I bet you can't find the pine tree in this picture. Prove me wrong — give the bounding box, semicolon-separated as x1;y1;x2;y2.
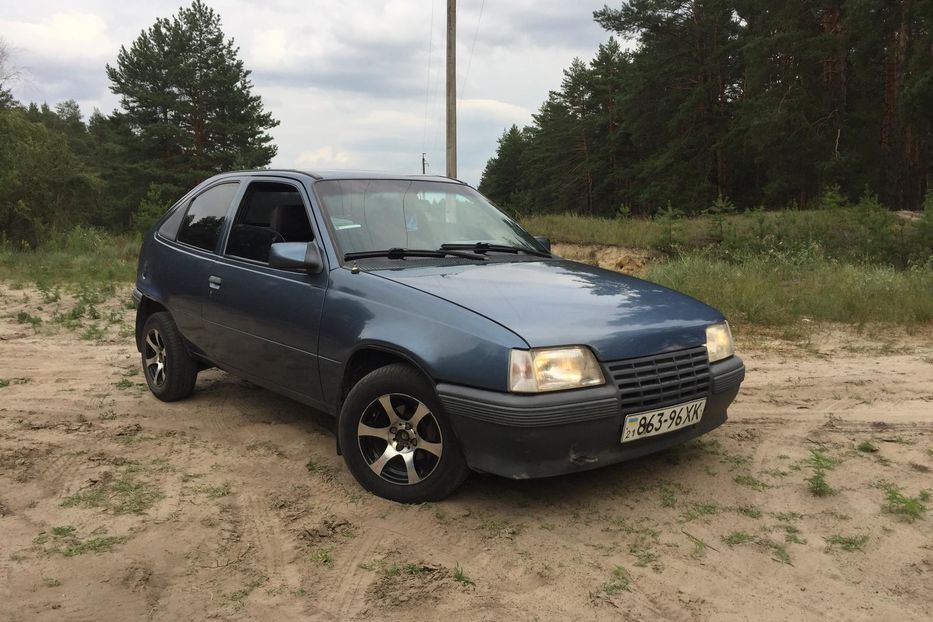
106;1;279;190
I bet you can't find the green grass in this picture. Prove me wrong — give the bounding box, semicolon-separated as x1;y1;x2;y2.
825;534;869;552
61;470;162;514
0;226;139;283
722;531;753;546
645;252;933;325
453;563;475;587
193;482;233;498
807;470;834;497
733;504;763;519
312;548;333;566
62;535;128;557
734;474;769;491
523;206;931;267
856;441;879;453
15;310;42;331
601;565;631;595
880;483;929;522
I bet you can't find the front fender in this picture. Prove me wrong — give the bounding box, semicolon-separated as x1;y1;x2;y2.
318;269;527;404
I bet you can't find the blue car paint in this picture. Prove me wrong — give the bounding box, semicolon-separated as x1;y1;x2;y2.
364;260;723;362
135;170;744;479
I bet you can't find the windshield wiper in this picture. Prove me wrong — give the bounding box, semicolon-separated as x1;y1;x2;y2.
439;242;552;258
344;247;486;261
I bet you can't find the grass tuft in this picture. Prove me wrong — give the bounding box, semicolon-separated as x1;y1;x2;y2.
722;531;753;546
879;483;929;522
825;534;869;552
453;563;475;587
602;565;630;595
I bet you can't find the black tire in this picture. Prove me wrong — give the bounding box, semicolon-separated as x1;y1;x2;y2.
338;363;469;503
140;312;198;402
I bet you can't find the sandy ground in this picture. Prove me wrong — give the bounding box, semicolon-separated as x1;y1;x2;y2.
0;282;931;621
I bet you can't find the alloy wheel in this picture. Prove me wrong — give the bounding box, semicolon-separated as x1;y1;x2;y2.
144;328;167;387
357;393;444;485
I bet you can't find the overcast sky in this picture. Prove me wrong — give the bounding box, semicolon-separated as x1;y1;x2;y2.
2;1;612;186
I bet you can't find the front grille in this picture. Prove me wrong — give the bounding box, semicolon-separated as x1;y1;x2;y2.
606;346;711;413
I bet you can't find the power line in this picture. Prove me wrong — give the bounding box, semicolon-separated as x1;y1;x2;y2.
459;0;486;104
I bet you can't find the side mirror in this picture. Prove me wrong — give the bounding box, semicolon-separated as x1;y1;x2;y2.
268;242;324;274
534;236;551;252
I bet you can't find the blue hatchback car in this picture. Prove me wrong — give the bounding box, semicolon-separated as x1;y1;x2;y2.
134;170;745;502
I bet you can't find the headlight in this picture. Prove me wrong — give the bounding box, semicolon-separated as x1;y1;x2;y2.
509;346;605;393
706;321;734;363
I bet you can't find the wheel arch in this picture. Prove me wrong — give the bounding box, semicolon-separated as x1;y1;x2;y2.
339;344;435;409
135;296;168;352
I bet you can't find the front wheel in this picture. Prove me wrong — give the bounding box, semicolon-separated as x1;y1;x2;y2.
337;364;469;503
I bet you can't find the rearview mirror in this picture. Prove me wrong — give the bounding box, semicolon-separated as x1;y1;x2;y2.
268;242;324;274
534;236;551;252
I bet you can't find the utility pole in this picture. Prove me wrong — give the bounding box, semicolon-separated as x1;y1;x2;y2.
446;0;457;178
422;153;427;174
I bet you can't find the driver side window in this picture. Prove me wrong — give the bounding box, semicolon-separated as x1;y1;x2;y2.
225;182;314;264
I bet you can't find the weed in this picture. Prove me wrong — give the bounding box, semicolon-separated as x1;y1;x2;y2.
312;548;333;566
879;483;929;522
783;526;806;545
659;484;677;507
61;470;162;514
602;566;631;595
0;379;8;389
807;470;834;497
51;526;75;538
722;531;753;546
453;563;475;587
773;511;803;522
222;574;268;610
734;474;769;491
759;539;792;565
80;324;105;341
825;534;869;552
41;577;61;588
62;535;128;557
193;482;233;498
114;378;133;390
733;504;763;519
856;441;878;453
681;502;719;522
305;458;335;480
15;310;42;331
806;450;837;497
807;450;838;470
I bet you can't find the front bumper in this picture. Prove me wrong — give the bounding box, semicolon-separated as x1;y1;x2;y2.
438;355;744;479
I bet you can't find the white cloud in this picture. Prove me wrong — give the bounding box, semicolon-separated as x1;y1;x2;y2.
295;146;355;169
0;12;114;63
4;0;610;186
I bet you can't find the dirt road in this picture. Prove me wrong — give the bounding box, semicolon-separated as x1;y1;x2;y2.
1;283;931;621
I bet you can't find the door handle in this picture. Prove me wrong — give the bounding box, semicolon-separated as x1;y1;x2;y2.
208;275;222;290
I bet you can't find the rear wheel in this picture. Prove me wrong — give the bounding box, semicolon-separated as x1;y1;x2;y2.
338;364;469;502
141;312;198;402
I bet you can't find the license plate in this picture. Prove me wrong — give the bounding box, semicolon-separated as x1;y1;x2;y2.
621;398;707;444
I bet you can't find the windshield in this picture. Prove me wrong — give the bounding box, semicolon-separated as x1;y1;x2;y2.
313;179;544;258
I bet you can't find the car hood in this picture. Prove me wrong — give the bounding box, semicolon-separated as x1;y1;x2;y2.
370;259;724;361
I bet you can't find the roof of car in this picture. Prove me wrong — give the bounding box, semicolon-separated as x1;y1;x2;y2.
218;169;466;184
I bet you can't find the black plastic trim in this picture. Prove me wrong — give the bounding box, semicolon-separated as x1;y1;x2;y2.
437;383;619;427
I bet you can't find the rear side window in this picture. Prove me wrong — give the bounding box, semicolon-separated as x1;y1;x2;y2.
176;183;240;252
